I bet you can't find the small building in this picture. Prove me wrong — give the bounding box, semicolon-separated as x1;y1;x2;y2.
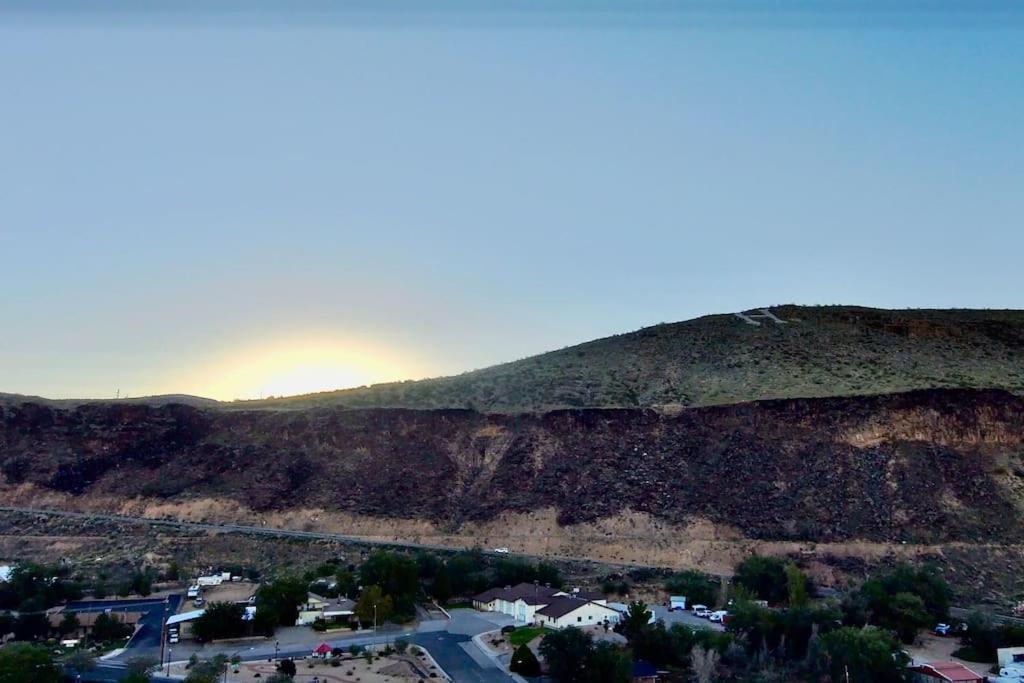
669;596;687;611
165;608;206;640
909;661;985;683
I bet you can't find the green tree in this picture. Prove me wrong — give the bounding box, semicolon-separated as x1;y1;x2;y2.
538;627;593;683
13;613;50;641
887;591;931;644
358;552;420;618
620;600;653;640
786;563;810;607
536;561;563;589
509;644;541;676
354;585;393;627
664;570;717;607
734;556;789;603
816;626;908;683
432;563;453;604
0;643;60;683
125;655;159;675
92;612;133;642
122;673;152;683
190;602;246;642
57;611;81;636
587;642;631;683
256;576;309;631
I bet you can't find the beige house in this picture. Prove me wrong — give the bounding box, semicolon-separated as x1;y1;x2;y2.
295;593;355;626
473;583;618;628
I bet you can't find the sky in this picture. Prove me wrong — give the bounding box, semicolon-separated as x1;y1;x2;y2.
1;2;1022;401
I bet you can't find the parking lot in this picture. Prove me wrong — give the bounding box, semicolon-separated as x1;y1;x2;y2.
651;605;726;632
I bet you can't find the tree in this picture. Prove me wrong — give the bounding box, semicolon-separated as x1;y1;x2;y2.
536;561;564;589
122;673;152;683
355;585;393;627
620;600;653;640
13;613;50;641
691;644;721;683
165;561;181;581
277;659;297;677
816;626;908;683
734;556;789;604
92;613;132;642
510;644;541;676
586;642;631;683
538;627;594;683
888;592;931;644
58;611;80;636
358;551;420;617
431;563;453;604
664;570;717;607
394;638;409;654
190;602;246;642
0;643;60;683
256;576;309;631
786;563;809;607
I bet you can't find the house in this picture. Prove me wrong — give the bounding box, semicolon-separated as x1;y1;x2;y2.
472;583;614;627
909;661;985;683
533;595;622;629
48;609;143;639
295;592;356;626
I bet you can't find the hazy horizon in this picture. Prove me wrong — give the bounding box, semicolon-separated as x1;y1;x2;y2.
3;3;1022;400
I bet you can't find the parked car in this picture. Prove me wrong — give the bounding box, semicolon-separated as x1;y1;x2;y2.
709;610;729;623
493;547;510;554
501;625;517;634
934;623;951;636
693;606;712;618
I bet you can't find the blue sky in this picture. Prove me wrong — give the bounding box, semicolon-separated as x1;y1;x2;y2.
2;4;1022;399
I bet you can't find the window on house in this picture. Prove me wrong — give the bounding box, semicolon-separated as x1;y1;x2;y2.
577;616;581;622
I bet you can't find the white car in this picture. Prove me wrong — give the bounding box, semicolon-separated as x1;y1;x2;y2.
493;547;510;554
709;610;728;623
692;605;711;618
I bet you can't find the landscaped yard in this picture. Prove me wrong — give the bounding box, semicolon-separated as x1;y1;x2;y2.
508;627;550;647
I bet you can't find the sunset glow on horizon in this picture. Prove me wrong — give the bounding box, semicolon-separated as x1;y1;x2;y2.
185;337;428;401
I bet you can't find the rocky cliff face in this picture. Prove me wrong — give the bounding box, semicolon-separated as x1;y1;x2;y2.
1;389;1022;544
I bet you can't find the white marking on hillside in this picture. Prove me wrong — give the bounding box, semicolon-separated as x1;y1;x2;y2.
733;309;788;326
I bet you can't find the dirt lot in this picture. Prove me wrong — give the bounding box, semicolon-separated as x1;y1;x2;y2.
905;632;991;673
198;582;259;605
168;654;439;683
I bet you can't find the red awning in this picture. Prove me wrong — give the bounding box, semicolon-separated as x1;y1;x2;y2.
313;643;332;655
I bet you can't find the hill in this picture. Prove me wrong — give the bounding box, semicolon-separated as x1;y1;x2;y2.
229;305;1024;412
2;389;1022;545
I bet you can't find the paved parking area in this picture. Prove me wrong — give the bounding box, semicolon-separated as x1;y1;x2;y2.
652;605;725;632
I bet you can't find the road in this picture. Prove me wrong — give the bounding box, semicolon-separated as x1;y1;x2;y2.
0;505;648;570
81;605;516;682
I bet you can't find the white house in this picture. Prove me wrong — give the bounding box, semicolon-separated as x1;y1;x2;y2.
473;583;616;629
534;596;622;629
295;593;355;626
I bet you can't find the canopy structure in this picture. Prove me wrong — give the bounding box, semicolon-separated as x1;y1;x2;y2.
313;642;332;655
